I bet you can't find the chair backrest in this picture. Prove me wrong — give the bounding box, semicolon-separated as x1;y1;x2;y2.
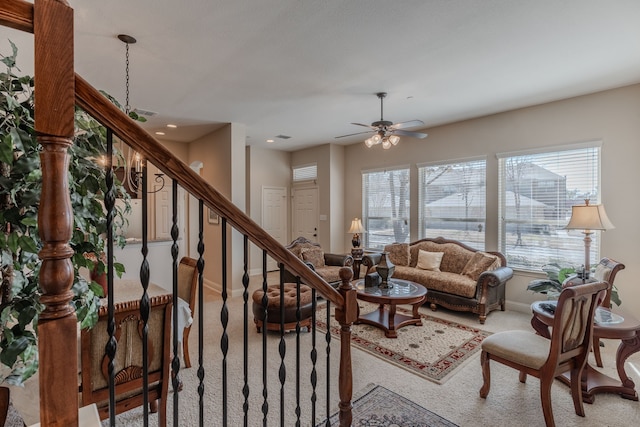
592;257;625;308
548;281;608;368
178;257;198;315
80;294;173;419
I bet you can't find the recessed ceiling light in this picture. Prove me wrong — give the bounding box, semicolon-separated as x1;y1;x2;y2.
267;139;274;143
155;131;165;135
166;124;177;128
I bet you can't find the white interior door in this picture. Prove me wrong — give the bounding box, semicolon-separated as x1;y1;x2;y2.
262;186;287;271
292;187;318;242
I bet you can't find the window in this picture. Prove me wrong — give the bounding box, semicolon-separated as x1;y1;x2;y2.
498;143;601;270
418;158;486;250
292;163;317;182
362;167;410;250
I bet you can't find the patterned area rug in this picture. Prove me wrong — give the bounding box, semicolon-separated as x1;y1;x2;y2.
318;383;458;427
316;301;490;384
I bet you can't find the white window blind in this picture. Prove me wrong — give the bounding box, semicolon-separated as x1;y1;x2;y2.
292;164;317;182
418;158;486;250
498;144;601;270
362;167;410;250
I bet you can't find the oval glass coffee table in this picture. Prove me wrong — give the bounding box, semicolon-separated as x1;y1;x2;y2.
354;279;427;338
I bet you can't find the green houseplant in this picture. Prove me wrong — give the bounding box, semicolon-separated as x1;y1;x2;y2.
527;262;622;306
0;41;131;384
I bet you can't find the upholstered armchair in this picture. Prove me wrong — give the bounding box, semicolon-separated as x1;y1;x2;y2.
80;294;173;425
282;236;353;287
480;281;608;427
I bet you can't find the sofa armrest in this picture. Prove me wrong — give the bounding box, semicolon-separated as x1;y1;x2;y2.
362;253;382;268
324;253;353;267
283;261;316;283
478;266;514;287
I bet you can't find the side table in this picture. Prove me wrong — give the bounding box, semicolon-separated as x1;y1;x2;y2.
531;301;640;403
352;257;363;279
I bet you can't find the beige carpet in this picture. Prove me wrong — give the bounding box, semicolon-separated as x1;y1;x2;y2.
316;301;490;384
10;283;640;426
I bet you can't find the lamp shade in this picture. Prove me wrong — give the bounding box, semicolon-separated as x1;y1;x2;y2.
348;218;366;234
565;201;615;231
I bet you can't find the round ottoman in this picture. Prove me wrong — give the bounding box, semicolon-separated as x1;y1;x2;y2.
252;283;313;333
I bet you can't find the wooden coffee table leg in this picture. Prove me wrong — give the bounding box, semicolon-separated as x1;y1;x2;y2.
388;304;397;335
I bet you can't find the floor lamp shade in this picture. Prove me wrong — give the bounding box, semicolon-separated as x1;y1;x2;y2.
565;200;615;275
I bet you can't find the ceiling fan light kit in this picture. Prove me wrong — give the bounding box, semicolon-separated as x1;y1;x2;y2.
336;92;428;149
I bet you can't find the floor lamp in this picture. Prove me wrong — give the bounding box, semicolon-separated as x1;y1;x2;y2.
565;199;615;278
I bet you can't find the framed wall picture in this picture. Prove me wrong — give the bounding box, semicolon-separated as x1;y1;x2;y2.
208;208;219;225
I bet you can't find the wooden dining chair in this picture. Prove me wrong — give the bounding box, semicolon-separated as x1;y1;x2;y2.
178;256;198;368
80;294;173;426
479;281;608;427
591;257;625;367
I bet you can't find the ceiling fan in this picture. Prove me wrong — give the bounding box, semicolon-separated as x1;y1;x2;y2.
335;92;428;149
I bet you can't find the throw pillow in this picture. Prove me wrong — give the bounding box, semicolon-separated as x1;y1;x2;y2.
461;251;498;281
416;250;444;271
593;262;612;282
383;243;410;266
301;247;325;268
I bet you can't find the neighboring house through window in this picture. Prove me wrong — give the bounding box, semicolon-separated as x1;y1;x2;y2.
498;142;602;270
362;166;410;250
418;157;487;250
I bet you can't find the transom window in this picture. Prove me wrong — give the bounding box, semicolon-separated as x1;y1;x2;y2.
498;143;602;270
418;158;486;250
362;167;410;250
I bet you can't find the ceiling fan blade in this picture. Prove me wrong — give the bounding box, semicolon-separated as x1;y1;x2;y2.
393;129;428;139
390;119;425;130
351;122;376;129
334;130;375;139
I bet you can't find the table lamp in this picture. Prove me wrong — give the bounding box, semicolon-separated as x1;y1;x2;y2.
348;218;366;258
565;199;614;278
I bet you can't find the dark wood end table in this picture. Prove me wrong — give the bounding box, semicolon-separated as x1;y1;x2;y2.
531;300;640;403
354;279;427;338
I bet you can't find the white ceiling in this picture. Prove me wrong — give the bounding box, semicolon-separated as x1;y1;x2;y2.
3;1;640;150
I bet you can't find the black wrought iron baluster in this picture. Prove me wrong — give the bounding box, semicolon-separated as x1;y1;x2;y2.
221;217;229;426
261;250;269;427
325;301;331;427
295;279;301;427
310;288;318;425
104;129;117;427
278;269;286;426
197;200;205;427
170;179;180;426
242;236;250;426
139;159;151;427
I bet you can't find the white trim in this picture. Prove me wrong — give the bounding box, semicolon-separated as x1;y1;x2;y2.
416;155;486;169
361;164;411;174
496;139;602;159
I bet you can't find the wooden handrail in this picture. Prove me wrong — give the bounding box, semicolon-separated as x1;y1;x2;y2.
74;75;344;308
0;0;33;33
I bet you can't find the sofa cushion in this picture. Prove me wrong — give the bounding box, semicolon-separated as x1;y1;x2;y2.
302;247;325;268
392;266;477;298
409;241;474;273
384;243;410;266
416;250;444;271
461;251;499;281
313;266;342;284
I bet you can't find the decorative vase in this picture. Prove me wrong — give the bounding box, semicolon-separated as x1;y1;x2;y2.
376;252;395;289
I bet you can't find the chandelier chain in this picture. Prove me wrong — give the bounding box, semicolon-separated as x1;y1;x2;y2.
125;42;130;114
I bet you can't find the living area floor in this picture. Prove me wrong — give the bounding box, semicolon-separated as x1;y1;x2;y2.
9;275;640;426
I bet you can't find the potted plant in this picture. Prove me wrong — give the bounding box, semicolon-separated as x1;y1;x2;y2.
0;40;131;384
527;262;622;306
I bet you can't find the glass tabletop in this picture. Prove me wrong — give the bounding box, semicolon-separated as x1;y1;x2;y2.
532;300;624;325
355;279;425;298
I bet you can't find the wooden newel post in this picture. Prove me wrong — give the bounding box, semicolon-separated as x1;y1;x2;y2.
34;0;77;425
335;267;357;427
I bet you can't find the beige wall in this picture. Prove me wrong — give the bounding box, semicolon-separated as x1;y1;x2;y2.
344;84;640;315
246;146;291;274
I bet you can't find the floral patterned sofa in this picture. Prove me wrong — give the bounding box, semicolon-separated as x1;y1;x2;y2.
362;237;513;323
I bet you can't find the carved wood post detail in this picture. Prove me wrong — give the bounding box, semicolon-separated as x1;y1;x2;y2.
335;267;356;427
34;0;77;425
